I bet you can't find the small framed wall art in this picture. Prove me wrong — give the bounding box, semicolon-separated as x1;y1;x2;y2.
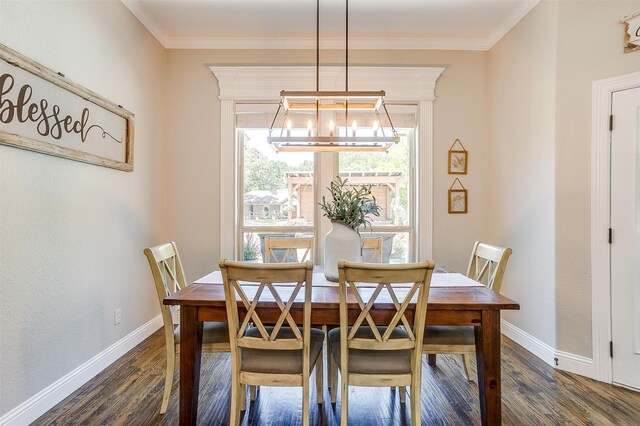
448;139;467;175
448;178;467;214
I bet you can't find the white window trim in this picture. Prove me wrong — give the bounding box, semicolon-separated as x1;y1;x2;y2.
211;65;445;261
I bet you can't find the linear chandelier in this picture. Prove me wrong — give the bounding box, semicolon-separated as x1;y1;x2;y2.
267;0;400;153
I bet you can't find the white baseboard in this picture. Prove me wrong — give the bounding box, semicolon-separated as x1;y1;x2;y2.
0;314;163;426
501;319;595;379
501;319;556;366
554;350;595;379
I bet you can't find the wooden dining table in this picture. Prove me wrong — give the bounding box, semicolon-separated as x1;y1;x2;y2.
164;270;519;426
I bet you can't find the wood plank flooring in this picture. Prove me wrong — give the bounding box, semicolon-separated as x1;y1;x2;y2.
33;330;640;425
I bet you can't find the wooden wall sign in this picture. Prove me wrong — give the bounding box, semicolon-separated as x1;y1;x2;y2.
448;139;467;174
0;44;134;171
622;11;640;53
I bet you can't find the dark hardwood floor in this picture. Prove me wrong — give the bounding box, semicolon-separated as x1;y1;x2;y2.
34;330;640;425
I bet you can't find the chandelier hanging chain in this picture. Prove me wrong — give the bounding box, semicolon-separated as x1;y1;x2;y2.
345;0;349;131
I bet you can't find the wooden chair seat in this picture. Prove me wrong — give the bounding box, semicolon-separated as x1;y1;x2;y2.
328;326;412;374
242;327;325;374
174;322;230;346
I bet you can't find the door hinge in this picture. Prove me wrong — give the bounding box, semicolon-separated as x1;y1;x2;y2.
610;341;613;358
609;115;614;131
608;228;613;244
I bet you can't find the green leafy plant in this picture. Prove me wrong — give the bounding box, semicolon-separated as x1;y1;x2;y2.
319;176;381;232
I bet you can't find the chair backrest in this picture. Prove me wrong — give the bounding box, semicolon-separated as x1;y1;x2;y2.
465;241;513;292
264;236;314;263
337;260;434;354
143;241;186;333
220;259;314;354
361;237;383;263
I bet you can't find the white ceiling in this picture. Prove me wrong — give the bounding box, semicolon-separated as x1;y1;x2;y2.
122;0;540;50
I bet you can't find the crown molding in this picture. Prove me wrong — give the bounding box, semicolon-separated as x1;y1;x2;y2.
484;0;541;49
209;66;445;102
121;0;172;47
163;36;490;51
122;0;541;51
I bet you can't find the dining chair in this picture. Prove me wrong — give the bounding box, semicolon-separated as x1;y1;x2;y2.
361;236;383;263
143;242;230;414
327;235;385;398
219;259;324;426
264;236;314;263
329;260;434;426
423;241;512;380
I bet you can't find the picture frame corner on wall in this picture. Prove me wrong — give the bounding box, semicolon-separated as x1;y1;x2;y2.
447;138;468;175
448;178;468;214
0;43;135;172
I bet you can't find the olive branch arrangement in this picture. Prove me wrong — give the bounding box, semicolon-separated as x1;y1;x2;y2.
319;176;381;232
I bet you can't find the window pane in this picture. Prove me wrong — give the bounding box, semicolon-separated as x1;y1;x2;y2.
361;232;410;264
338;130;411;227
241;232;314;262
241;129;314;227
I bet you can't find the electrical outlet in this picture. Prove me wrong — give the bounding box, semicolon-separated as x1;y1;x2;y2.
114;308;121;325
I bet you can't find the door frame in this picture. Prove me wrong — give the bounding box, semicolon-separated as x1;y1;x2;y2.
591;71;640;383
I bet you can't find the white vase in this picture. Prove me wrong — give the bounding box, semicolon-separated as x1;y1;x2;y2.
324;220;362;282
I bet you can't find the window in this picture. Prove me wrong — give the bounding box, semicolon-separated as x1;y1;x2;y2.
238;125;315;262
338;128;414;263
236;104;416;263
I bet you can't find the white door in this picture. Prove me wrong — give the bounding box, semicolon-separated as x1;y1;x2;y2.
610;86;640;391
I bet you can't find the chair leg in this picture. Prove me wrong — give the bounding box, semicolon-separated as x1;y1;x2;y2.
325;327;332;390
229;376;241;425
250;385;257;402
316;351;324;404
240;384;246;410
428;354;437;365
330;352;338;403
463;354;473;381
303;370;310;426
160;345;175;414
399;386;406;404
410;380;421;426
340;372;348;426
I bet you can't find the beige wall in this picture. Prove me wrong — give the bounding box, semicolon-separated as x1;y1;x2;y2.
0;0;166;415
165;49;487;282
554;0;640;356
487;0;640;358
486;0;559;348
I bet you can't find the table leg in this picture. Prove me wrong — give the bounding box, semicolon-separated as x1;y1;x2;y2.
180;306;203;426
475;310;501;426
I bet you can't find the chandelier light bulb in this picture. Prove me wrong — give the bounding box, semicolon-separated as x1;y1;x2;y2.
287;119;292;137
352;120;357;137
307;119;313;136
329;119;335;137
373;120;379;137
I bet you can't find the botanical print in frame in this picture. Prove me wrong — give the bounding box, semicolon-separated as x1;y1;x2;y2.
0;43;134;171
448;150;467;174
448;189;467;214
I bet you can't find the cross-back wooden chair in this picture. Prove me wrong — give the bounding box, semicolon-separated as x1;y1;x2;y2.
144;242;230;414
423;241;512;380
329;260;435;426
219;259;324;426
361;236;383;263
326;236;384;393
264;236;314;263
